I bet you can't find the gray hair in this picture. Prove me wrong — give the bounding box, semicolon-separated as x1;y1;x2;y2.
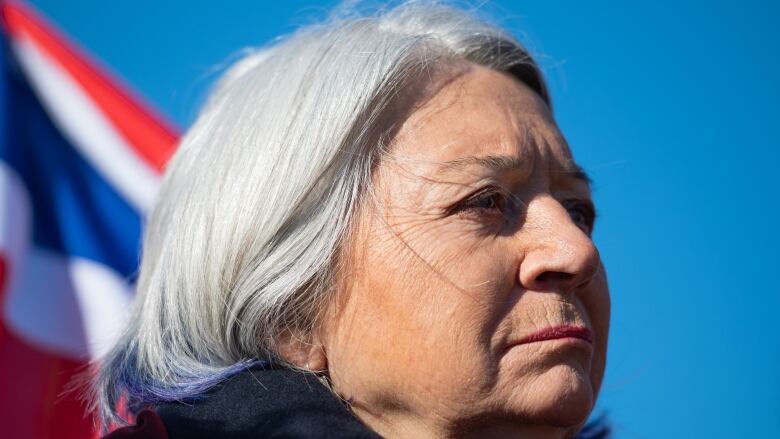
92;1;549;428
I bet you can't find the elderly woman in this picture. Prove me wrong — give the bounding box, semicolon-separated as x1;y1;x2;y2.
95;3;610;438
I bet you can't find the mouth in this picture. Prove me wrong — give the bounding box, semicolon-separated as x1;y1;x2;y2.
515;325;593;346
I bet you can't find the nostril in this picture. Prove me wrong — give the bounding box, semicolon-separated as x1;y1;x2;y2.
535;271;575;286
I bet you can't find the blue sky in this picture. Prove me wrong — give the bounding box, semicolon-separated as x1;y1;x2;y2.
25;1;779;437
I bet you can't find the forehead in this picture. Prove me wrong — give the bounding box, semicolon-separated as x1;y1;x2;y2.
390;64;575;175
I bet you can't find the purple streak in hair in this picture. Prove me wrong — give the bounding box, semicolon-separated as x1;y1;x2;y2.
116;357;268;413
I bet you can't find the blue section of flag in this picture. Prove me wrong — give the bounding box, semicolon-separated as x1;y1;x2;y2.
0;35;142;279
0;34;8;163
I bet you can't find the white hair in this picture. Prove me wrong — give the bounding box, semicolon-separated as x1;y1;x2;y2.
91;1;549;428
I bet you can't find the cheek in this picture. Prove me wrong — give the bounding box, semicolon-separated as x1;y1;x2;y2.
326;220;515;413
584;266;610;396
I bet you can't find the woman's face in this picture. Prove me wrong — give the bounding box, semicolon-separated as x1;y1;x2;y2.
321;64;610;438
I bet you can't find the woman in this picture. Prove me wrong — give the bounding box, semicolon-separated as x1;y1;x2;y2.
94;3;610;438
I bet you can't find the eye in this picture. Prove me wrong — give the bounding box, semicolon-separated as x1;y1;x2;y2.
563;199;596;235
465;191;507;211
449;187;511;216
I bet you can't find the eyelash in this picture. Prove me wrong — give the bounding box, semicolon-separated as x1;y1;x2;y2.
562;199;597;235
449;189;596;234
448;187;513;217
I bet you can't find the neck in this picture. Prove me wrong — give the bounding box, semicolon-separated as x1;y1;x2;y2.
352;406;570;439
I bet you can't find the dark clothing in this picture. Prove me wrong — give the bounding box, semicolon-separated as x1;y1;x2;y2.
104;366;381;439
103;410;169;439
103;365;612;439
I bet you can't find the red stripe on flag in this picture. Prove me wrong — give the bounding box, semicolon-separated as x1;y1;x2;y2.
0;255;97;438
1;1;179;172
0;322;97;439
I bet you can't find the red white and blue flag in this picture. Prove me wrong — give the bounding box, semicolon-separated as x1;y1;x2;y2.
0;2;177;437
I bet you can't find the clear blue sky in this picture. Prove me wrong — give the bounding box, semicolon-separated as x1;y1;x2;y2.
25;1;779;437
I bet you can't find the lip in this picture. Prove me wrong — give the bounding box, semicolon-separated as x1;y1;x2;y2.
514;325;593;346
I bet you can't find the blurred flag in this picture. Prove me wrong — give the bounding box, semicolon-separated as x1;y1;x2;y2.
0;2;177;437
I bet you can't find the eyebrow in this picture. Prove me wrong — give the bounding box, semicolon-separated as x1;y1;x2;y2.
564;163;593;185
438;154;593;185
437;154;526;173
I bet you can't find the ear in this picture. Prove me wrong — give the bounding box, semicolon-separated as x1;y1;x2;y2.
277;331;328;372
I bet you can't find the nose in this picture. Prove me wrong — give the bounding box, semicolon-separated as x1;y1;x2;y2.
517;195;601;294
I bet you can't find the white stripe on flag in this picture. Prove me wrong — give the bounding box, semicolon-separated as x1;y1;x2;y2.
69;255;134;359
10;33;160;214
3;247;133;360
4;247;88;358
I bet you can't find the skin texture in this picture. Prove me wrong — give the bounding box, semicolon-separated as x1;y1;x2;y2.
291;63;610;439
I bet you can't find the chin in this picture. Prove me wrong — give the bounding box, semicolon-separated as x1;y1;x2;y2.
527;363;595;428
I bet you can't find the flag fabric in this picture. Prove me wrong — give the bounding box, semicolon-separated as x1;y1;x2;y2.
0;2;178;437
